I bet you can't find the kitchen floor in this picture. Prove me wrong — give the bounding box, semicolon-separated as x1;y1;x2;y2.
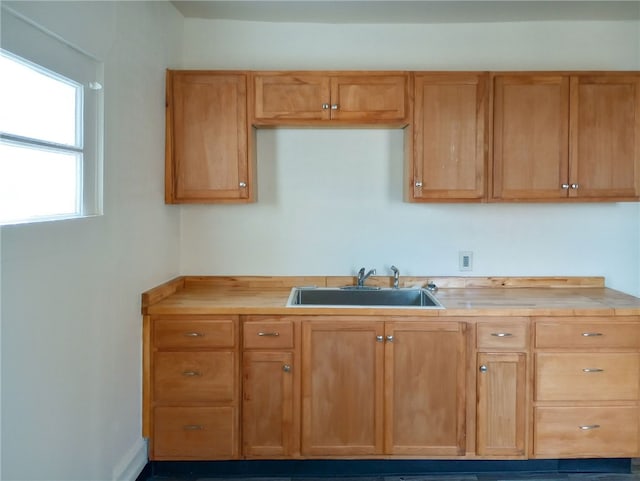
143;475;640;481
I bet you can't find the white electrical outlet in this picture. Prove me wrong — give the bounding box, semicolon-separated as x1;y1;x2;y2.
459;251;473;271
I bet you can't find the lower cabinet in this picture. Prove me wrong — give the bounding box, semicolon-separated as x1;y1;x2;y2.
242;317;297;457
475;319;529;457
148;316;240;460
532;317;640;458
301;318;466;456
476;352;526;456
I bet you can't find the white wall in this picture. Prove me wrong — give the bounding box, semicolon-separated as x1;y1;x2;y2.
0;2;182;480
180;18;640;296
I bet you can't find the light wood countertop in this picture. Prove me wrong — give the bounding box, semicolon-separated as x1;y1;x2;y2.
142;276;640;317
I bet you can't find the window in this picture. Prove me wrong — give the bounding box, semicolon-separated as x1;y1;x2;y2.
0;8;103;225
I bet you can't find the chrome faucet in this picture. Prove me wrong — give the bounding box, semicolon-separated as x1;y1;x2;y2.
357;267;376;287
390;265;400;289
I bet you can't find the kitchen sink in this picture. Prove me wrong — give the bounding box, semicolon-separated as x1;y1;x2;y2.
286;287;443;308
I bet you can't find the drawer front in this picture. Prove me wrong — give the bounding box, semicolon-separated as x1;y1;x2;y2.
535;406;639;457
243;320;294;349
477;321;528;349
154;351;235;402
154;318;236;349
153;406;237;459
535;353;640;401
535;319;640;349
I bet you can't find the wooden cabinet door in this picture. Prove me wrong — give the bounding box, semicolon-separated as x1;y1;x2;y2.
412;73;488;200
330;74;408;122
254;73;330;121
384;321;466;455
242;351;294;457
492;75;570;200
301;320;384;456
166;71;250;203
570;75;640;199
476;352;526;456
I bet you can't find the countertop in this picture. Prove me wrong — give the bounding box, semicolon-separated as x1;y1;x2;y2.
142;276;640;317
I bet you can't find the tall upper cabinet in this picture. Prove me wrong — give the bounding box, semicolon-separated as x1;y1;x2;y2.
492;73;640;201
410;73;488;201
165;71;253;203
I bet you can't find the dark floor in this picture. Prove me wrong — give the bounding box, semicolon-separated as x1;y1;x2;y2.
143;475;640;481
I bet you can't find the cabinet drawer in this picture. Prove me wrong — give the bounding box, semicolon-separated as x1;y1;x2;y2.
535;353;640;401
534;406;639;457
154;351;235;402
477;321;528;349
243;320;294;349
535;319;640;349
153;406;237;459
154;318;236;349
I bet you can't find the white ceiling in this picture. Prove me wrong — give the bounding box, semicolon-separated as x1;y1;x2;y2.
170;1;640;24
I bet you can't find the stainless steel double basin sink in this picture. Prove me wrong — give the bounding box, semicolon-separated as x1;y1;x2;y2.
286;287;443;309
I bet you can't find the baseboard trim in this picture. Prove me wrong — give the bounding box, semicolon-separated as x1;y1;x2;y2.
145;458;632;478
112;438;148;481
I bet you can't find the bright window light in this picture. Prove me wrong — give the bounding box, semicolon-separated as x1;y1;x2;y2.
0;47;98;225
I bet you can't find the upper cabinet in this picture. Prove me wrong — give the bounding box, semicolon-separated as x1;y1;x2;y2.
165;70;253;203
252;72;410;126
410;73;488;201
165;69;640;205
492;73;640;201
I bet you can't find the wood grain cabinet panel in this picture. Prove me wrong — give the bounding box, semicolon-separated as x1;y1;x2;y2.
534;406;639;457
476;352;526;456
570;75;640;199
166;70;251;203
153;406;237;460
411;73;488;201
384;321;466;455
477;321;528;350
493;73;640;201
535;319;640;349
535;352;640;401
253;72;409;125
492;74;570;200
301;320;384;456
242;351;294;457
243;320;294;349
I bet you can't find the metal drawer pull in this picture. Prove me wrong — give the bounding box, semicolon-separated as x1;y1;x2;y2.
579;425;600;431
184;332;204;337
182;370;202;377
582;368;604;373
257;332;279;337
183;425;204;431
491;332;513;338
582;332;603;337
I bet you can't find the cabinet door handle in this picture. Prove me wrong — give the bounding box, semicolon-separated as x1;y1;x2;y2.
579;424;600;431
239;182;247;188
491;332;513;338
257;332;279;337
561;183;570;189
571;183;579;189
479;364;488;373
282;364;292;373
385;335;394;343
184;332;204;337
182;370;202;377
582;332;603;337
414;181;423;188
582;368;604;373
376;335;384;342
331;104;339;110
321;103;330;110
183;425;204;431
